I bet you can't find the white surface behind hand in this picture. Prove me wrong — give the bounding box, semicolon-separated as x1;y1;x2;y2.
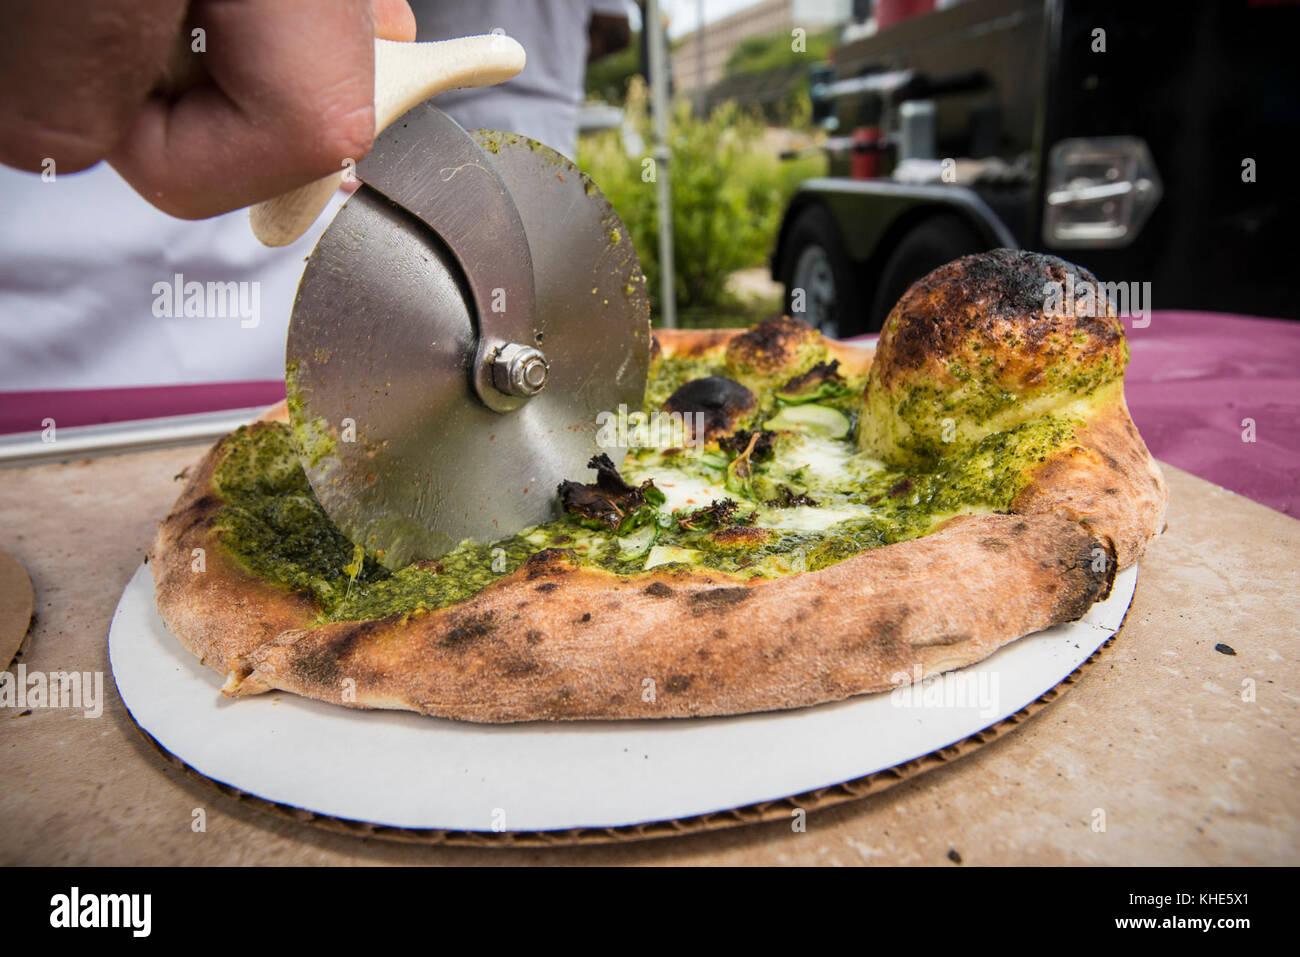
0;163;341;391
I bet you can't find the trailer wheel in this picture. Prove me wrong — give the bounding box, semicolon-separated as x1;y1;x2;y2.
779;204;866;339
869;213;987;330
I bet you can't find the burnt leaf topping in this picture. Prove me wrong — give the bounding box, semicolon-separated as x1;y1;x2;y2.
676;498;757;531
662;376;757;442
558;454;666;534
776;359;848;403
718;428;775;461
764;485;820;508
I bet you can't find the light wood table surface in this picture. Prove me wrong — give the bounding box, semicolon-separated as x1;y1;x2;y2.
1;444;1295;865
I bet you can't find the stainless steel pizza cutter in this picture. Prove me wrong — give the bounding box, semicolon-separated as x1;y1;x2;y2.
282;102;650;567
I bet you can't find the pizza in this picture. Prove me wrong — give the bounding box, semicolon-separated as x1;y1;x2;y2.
149;249;1167;722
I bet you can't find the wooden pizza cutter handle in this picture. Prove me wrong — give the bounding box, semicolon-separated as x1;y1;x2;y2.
249;35;526;247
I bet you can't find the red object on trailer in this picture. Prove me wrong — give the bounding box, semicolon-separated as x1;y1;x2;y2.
876;0;937;31
850;126;883;179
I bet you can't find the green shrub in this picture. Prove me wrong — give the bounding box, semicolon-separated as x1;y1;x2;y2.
578;78;825;327
724;29;837;78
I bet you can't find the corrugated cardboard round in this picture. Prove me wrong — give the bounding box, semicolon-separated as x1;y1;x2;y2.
120;612;1129;847
0;549;34;671
114;556;1136;836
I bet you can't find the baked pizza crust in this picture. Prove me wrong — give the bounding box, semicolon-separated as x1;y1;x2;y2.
226;512;1111;721
149;253;1167;723
150;337;1159;723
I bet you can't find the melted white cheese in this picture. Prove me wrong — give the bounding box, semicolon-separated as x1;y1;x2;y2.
772;433;886;495
758;503;876;532
645;544;702;569
618;423;894;537
642;467;729;512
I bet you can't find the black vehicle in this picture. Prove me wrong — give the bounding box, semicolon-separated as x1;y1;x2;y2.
771;0;1298;337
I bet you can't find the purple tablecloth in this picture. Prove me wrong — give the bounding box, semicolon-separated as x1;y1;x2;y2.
850;310;1300;518
1123;311;1299;518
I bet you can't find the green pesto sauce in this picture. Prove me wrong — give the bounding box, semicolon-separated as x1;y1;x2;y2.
216;349;1086;624
212;424;379;611
877;343;1126;465
284;359;336;468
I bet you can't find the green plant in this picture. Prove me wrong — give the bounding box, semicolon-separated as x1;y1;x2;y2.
577;78;825;328
585;32;640;105
724;29;836;78
723;28;836;116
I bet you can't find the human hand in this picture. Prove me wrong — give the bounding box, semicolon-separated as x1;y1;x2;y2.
0;0;416;219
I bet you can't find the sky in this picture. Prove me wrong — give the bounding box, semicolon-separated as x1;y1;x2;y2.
632;0;848;39
627;0;782;39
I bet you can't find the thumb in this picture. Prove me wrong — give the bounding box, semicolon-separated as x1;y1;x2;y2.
374;0;416;42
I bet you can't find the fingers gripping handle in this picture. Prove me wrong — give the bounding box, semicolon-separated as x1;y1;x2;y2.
249;35;526;247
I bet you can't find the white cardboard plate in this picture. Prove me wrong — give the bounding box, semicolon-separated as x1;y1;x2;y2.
110;562;1136;833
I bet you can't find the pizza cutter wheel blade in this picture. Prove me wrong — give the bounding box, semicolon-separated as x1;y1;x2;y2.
286;104;650;568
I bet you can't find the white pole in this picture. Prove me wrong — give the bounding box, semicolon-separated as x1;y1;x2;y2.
646;0;677;329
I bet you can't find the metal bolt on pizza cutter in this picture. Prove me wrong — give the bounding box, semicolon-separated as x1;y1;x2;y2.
261;37;650;568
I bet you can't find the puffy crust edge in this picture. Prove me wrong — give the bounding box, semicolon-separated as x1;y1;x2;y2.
148;416;320;679
653;326;875;377
1014;394;1167;568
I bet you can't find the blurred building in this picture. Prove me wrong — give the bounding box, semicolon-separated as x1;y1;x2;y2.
672;0;850;97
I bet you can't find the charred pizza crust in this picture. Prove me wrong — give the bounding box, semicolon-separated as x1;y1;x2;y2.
150;422;318;678
149;250;1167;722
